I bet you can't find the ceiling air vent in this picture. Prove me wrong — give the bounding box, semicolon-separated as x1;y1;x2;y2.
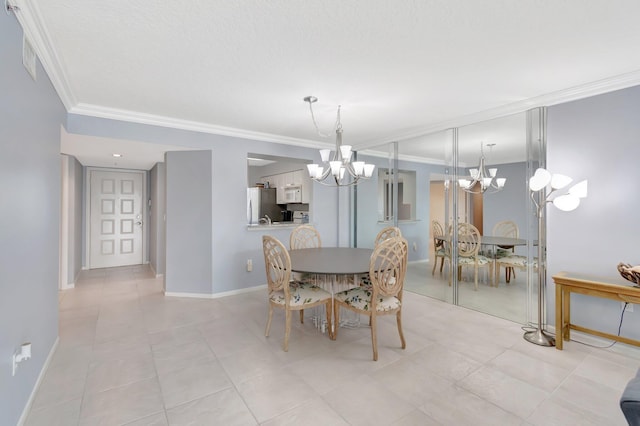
23;34;36;80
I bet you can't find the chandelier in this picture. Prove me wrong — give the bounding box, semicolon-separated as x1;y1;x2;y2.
303;96;375;187
458;143;506;194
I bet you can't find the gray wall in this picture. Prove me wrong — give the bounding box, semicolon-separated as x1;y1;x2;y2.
547;85;640;339
65;114;344;293
165;151;213;294
0;13;65;426
355;154;442;262
149;162;166;276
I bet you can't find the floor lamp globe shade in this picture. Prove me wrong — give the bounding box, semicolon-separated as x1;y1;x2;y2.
529;168;552;191
553;194;580;211
569;180;588;198
551;173;573;190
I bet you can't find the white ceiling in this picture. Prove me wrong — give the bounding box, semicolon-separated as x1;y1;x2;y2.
13;1;640;168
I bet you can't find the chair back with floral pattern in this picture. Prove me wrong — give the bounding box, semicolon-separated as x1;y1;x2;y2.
262;235;291;297
289;225;322;250
369;236;408;299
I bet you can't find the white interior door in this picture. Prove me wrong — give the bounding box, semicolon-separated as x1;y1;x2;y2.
89;169;144;268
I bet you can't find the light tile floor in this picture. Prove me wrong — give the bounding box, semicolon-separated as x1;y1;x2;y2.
25;265;639;425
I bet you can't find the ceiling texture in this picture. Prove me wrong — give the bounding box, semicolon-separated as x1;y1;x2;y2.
10;0;640;168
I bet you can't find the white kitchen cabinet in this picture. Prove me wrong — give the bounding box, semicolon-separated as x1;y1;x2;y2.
272;174;284;204
301;172;312;204
292;169;304;186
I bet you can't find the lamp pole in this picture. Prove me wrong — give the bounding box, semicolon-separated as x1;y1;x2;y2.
525;168;586;346
524;191;555;346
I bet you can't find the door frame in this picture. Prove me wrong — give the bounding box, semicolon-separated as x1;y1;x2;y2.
84;167;149;269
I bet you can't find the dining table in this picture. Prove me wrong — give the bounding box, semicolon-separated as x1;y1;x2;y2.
288;247;374;276
288;247;374;334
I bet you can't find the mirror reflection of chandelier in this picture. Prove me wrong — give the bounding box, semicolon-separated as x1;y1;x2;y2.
458;142;506;194
303;96;375;187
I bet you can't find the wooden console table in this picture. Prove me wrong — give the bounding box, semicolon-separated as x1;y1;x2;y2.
553;272;640;350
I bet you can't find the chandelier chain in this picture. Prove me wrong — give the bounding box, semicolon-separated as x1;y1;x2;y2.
307;100;341;138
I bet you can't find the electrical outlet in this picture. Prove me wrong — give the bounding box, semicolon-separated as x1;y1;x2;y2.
246;259;252;272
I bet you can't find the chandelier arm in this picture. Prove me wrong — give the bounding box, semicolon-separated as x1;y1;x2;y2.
311;177;362;187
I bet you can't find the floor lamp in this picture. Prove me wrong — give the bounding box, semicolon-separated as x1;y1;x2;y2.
526;168;588;346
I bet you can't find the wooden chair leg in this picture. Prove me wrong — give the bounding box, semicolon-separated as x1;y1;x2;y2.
432;257;437;275
284;309;291;352
299;310;304;324
440;258;445;273
370;313;378;361
325;301;333;340
396;310;406;349
333;304;340;340
265;305;273;337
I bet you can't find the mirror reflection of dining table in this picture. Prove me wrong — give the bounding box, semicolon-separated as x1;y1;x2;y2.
435;235;531;286
288;247;373;334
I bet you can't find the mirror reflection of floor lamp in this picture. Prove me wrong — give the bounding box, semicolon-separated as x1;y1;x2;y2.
526;168;588;346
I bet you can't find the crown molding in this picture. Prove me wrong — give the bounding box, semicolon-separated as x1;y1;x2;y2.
70;103;325;149
10;2;640;151
12;0;76;109
360;70;640;149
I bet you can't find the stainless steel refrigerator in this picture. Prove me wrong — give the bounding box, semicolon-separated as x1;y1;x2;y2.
247;187;281;224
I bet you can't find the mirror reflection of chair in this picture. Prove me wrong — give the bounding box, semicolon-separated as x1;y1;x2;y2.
445;223;491;290
492;220;528;285
333;236;408;361
431;220;447;275
262;235;333;351
491;220;518;282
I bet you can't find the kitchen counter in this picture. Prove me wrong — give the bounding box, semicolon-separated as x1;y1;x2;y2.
246;222;300;231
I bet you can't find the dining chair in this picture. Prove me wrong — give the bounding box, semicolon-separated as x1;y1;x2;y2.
289;224;322;289
431;220;447;275
445;222;491;290
290;224;321;250
360;226;403;290
374;226;402;246
333;236;408;361
262;235;333;351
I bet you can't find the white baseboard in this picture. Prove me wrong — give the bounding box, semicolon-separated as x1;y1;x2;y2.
17;337;59;426
149;263;164;278
165;285;265;299
60;282;75;290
